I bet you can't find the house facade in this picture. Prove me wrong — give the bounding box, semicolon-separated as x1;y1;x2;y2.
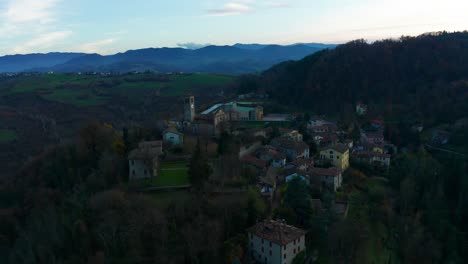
309;167;342;191
353;151;391;168
248;220;306;264
128;141;163;180
163;128;184;146
319;144;350;171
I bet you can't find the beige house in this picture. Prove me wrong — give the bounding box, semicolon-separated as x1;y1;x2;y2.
128;141;163;181
248;220;306;264
279;129;303;142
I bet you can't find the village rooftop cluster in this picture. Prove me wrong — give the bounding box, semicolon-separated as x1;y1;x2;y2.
125;96;399;264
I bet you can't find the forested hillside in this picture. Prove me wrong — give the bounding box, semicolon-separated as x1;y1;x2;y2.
248;31;468;125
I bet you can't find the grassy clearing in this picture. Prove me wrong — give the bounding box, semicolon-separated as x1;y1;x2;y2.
157;161;190;186
154;169;189;187
0;129;17;143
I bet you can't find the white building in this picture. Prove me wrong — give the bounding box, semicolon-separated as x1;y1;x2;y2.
356;103;368;116
248;220;306;264
163;127;184;146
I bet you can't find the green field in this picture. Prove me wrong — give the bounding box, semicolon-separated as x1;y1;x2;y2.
2;73;234;107
155;161;190;187
42;88;107;107
0;129;17;143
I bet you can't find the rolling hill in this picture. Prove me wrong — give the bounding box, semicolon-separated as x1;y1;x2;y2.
246;31;468;125
0;43;336;74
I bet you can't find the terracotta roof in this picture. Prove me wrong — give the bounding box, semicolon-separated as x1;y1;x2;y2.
248;220;307;246
163;127;183;136
291;159;314;169
128;148;160;161
366;132;384;139
272;138;309;153
353;151;391;159
138;141;163;149
309;167;341;177
322;143;349;154
130;141;163;161
257;146;286;160
241;155;268;170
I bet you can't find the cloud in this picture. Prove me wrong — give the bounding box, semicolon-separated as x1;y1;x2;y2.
11;30;72;54
206;0;291;16
176;42;211;49
4;0;60;24
77;39;115;54
207;2;252;16
264;1;291;9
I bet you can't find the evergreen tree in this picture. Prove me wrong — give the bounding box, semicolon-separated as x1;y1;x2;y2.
188;140;212;190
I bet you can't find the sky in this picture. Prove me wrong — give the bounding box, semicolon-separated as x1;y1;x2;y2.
0;0;467;55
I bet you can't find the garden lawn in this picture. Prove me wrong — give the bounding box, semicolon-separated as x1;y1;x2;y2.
151;161;190;187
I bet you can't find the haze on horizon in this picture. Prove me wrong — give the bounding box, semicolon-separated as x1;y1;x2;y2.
0;0;467;56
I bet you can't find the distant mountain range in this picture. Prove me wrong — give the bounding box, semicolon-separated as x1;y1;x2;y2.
0;43;337;74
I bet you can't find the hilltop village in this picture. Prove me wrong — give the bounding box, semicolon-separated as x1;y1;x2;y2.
126;96;397;263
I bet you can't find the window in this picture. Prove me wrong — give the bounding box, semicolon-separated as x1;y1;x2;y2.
131;160;134;165
269;250;272;256
337;155;340;159
284;253;287;259
329;150;333;154
132;170;135;175
283;245;286;250
294;249;296;254
262;239;264;244
261;247;264;253
270;242;272;247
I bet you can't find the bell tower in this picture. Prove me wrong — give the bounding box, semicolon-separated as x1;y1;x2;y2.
184;96;195;122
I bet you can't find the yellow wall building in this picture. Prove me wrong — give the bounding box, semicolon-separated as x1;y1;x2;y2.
320;144;350;171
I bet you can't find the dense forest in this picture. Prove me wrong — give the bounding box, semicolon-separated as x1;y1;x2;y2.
241;31;468;125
